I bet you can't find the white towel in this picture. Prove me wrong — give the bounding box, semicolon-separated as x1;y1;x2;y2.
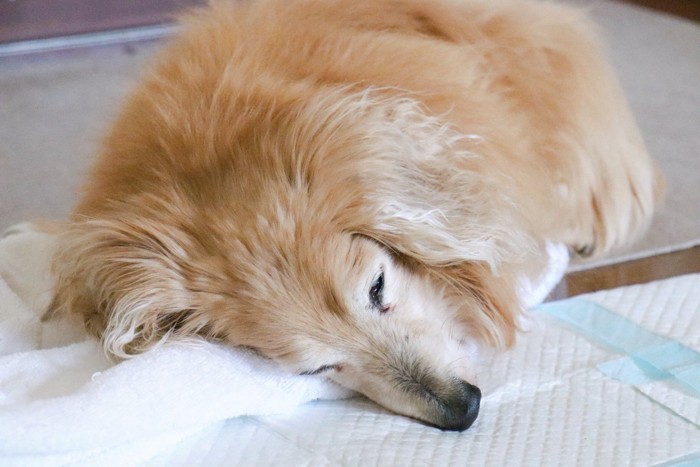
0;223;567;466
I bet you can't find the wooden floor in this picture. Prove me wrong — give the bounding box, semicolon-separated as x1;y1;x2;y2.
550;245;700;300
620;0;700;23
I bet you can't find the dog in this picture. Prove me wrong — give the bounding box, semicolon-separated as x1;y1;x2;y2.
47;0;662;431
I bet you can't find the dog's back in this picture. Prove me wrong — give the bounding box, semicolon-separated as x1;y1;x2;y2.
77;0;660;257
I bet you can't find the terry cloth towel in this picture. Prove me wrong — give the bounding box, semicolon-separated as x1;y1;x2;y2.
0;223;567;465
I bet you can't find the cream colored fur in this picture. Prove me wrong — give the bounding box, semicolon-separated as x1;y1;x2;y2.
47;0;662;430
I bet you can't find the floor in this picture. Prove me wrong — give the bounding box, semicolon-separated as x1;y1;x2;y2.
556;0;700;297
621;0;700;23
553;245;700;299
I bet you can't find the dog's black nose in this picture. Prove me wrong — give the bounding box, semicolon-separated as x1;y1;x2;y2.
439;380;481;432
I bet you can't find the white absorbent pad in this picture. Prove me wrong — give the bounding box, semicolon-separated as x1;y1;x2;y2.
1;223;698;465
145;274;700;466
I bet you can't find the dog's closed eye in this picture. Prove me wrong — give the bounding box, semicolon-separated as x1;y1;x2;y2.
299;364;341;376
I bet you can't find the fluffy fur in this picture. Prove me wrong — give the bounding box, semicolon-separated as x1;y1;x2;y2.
47;0;662;431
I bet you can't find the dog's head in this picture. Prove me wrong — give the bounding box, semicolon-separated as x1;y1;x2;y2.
52;91;530;431
220;229;493;431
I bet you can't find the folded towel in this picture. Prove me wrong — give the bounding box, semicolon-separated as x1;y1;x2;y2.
0;223;567;465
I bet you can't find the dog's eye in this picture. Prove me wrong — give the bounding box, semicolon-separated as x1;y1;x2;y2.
299;364;338;376
369;271;385;310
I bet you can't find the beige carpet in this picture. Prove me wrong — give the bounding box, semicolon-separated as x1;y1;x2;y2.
0;43;158;229
569;0;700;268
1;1;698;268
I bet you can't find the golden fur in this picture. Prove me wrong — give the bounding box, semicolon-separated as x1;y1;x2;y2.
47;0;662;430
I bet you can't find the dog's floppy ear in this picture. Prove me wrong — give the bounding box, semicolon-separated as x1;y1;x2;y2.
48;217;215;359
348;97;527;268
350;97;531;347
428;262;522;348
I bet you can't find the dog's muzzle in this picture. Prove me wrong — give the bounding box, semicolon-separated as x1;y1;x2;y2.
435;380;481;432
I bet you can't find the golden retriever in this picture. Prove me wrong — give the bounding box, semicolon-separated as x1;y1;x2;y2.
47;0;662;431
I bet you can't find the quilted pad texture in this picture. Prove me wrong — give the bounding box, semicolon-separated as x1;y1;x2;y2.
147;274;700;466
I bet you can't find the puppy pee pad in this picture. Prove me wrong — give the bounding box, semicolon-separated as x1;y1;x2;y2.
146;276;700;467
0;225;698;466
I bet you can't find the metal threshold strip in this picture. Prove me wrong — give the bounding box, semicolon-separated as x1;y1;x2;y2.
0;24;177;58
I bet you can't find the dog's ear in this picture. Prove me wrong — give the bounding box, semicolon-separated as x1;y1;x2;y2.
347;97;531;347
430;262;522;348
347;98;528;268
48;217;215;359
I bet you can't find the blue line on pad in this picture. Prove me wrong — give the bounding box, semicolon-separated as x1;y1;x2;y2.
653;451;700;467
536;298;700;398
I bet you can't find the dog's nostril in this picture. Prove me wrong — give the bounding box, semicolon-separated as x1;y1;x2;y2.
439;381;481;432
